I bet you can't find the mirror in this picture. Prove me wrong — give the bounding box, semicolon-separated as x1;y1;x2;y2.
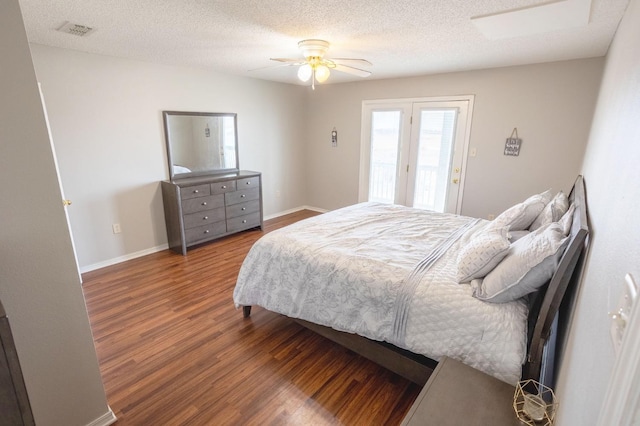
163;111;239;179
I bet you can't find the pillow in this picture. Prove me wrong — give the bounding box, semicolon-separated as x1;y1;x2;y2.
508;230;530;243
471;222;569;303
489;189;553;231
559;203;575;236
530;191;570;231
456;226;510;282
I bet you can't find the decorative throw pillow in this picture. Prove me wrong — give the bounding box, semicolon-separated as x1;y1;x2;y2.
471;222;569;303
456;226;511;282
530;191;570;231
489;189;553;232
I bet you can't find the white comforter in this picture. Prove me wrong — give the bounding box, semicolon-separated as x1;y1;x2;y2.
233;202;528;384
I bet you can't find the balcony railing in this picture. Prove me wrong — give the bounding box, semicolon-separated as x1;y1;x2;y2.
369;162;440;211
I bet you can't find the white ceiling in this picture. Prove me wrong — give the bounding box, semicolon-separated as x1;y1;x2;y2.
18;0;629;86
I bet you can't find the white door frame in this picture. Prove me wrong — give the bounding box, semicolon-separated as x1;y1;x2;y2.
38;83;82;281
359;95;474;214
597;276;640;425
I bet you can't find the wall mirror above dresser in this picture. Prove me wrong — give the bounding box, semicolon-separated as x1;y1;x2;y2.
163;111;239;180
161;111;263;255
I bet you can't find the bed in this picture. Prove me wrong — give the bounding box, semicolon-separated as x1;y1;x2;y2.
233;176;589;386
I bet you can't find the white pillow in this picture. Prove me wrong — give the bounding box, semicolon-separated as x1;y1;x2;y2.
456;226;510;282
559;203;575;236
508;230;530;242
471;222;569;303
489;189;553;231
530;191;570;231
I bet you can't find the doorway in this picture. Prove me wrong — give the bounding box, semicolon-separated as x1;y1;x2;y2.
359;96;474;214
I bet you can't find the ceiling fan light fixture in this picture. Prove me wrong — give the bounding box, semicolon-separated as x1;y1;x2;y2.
315;65;330;83
298;39;330;59
297;64;312;82
268;39;371;88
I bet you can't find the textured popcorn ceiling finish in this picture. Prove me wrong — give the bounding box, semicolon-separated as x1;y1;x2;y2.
19;0;628;85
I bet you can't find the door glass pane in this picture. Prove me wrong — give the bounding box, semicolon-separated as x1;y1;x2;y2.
369;111;401;204
413;109;456;211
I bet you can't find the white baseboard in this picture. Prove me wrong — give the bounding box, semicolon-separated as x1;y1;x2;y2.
86;407;117;426
80;244;169;273
264;204;328;220
80;205;328;273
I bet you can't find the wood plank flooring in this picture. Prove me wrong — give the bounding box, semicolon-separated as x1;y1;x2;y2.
82;210;421;425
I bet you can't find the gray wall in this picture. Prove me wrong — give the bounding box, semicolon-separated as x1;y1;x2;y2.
30;46;604;272
30;44;308;270
556;0;640;423
0;0;111;425
304;58;603;218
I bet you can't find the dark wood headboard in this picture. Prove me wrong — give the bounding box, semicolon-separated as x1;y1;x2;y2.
522;175;589;384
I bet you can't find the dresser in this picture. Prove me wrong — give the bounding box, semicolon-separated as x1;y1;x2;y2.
161;170;263;255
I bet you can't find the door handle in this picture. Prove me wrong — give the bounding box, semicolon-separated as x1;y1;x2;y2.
63;199;72;206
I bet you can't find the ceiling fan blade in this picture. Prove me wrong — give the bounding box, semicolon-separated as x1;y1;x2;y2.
270;58;306;64
248;63;298;72
333;63;372;78
331;58;373;67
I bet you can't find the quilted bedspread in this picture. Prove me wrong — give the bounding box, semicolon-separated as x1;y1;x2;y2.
233;202;528;384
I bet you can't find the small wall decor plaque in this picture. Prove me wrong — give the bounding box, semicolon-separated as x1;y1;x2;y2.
504;128;522;156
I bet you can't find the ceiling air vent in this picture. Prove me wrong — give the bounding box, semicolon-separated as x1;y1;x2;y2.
57;22;95;37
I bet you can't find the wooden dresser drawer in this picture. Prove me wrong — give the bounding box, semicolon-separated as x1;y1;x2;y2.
180;183;210;200
225;200;260;219
161;171;263;255
182;194;224;214
185;221;226;244
225;187;259;206
183;207;225;229
237;177;259;190
226;212;261;233
210;180;237;195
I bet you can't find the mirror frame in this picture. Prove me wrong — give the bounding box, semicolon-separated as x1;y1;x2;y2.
163;111;240;180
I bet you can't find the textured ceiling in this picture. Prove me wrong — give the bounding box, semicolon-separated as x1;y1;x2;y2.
18;0;629;86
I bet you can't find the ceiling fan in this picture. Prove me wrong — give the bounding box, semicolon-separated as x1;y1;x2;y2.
270;39;372;89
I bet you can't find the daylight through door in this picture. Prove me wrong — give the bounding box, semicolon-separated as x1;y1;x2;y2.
359;97;473;214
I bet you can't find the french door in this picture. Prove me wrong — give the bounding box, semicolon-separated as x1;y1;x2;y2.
359;96;474;214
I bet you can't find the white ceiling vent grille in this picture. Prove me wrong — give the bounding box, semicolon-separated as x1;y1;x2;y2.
57;22;94;37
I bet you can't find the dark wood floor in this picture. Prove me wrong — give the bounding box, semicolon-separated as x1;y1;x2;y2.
82;210;421;425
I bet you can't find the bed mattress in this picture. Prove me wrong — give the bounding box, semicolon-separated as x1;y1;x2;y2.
233;202;528;384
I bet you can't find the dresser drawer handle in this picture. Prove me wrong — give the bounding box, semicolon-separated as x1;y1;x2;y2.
203;216;208;220
204;229;210;234
222;185;227;189
246;181;251;185
242;220;247;224
241;207;246;211
193;189;199;193
202;202;207;206
241;194;246;198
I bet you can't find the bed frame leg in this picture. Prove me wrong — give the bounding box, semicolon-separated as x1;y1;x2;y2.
242;306;252;318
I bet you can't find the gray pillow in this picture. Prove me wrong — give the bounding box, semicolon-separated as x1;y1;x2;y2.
471;222;569;303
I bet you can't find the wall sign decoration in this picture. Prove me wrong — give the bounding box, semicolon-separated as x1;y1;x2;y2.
504;127;522;156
